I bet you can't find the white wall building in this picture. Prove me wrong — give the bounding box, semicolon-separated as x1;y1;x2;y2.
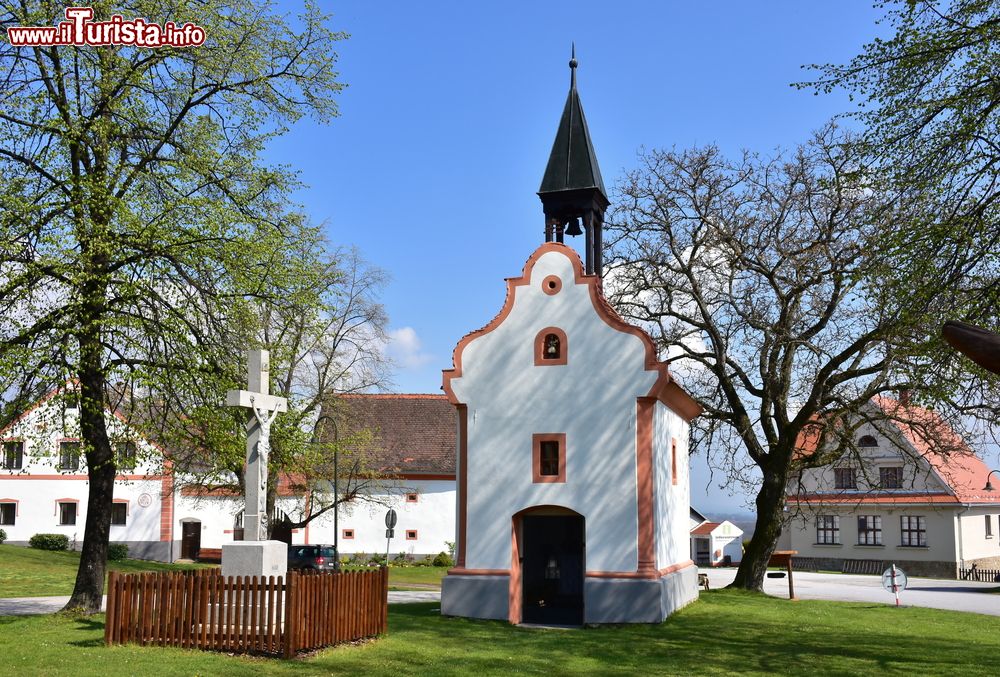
0;387;174;560
782;397;1000;578
689;520;744;566
173;394;457;561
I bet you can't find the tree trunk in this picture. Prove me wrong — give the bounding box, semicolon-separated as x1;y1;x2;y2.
64;251;114;612
729;470;787;591
64;364;115;612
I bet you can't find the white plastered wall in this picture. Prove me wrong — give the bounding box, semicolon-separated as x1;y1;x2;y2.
0;398;165;547
653;401;691;569
450;248;660;573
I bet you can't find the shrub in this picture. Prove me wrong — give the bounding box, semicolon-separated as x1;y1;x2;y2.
29;533;69;551
0;528;6;544
432;551;454;567
107;543;129;561
368;553;387;566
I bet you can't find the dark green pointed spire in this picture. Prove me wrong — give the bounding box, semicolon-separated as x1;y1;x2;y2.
538;45;607;196
538;46;609;277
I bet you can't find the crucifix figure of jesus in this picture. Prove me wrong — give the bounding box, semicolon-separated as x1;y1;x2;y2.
226;349;287;542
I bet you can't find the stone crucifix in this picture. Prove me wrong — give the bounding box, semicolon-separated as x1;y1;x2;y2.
225;350;287;542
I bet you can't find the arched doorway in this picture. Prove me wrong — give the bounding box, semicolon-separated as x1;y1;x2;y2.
511;506;585;626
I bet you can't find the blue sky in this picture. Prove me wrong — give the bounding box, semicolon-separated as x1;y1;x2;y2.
264;1;890;514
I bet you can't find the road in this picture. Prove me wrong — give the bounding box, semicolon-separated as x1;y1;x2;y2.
705;568;1000;616
3;572;996;617
0;589;441;616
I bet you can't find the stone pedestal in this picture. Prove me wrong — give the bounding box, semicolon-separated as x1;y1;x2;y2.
221;540;288;579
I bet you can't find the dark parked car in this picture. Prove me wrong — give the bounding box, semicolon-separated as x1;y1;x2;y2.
287;544;338;571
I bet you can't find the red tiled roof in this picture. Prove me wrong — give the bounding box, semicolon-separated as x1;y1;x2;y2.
871;396;1000;504
690;521;721;535
319;394;456;476
790;397;1000;505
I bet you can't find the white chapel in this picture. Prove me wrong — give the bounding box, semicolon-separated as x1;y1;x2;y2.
440;55;702;625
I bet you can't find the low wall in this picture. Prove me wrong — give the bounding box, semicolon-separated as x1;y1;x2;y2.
792;556;956;579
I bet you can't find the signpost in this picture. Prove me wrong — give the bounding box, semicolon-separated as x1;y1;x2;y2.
385;509;397;562
882;564;908;607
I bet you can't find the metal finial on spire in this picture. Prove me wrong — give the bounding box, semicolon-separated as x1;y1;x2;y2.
569;43;577;88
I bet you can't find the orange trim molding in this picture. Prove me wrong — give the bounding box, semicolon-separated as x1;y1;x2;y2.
636;398;656;576
0;498;19;516
342;529;355;539
532;433;567;483
534;327;568;366
541;274;562;296
446;568;510;576
586;560;694;580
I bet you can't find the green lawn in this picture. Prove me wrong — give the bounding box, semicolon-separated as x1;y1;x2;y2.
1;593;999;676
0;546;212;598
387;566;446;588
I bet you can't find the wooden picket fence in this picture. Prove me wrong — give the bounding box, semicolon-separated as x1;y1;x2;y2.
104;567;388;658
959;566;1000;583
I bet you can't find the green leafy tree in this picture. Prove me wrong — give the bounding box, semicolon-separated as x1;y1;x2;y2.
0;0;346;612
800;0;1000;332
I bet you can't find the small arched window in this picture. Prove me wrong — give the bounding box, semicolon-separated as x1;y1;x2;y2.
534;327;567;366
859;435;878;448
543;333;561;360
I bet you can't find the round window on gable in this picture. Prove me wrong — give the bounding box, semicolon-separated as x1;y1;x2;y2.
859;435;878;448
542;275;562;296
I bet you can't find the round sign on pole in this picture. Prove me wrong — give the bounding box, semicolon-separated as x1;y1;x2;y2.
881;566;908;592
385;508;397;529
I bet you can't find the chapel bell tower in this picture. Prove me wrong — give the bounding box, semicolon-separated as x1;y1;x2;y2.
538;47;609;277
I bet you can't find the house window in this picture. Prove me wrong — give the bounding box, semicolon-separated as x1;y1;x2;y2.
0;502;15;525
342;529;354;540
880;466;903;489
816;515;840;544
857;515;882;545
2;441;23;470
532;433;566;483
533;327;568;366
987;515;993;539
859;435;878;447
900;515;927;547
540;442;559;476
111;503;127;526
116;442;137;472
59;502;77;525
58;441;80;471
405;493;419;503
671;439;679;486
834;468;857;490
405;530;418;540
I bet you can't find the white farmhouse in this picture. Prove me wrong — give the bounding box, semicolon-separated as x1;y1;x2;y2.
781;397;1000;578
0;387;173;560
440;56;701;625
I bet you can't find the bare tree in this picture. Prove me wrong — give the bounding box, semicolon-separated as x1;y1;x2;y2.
605;126;987;590
168;245;397;534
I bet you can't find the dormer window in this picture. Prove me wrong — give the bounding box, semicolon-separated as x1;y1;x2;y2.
534;327;568;366
859;435;878;447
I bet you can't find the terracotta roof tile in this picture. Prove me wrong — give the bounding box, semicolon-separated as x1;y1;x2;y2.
319;394;455;476
691;521;721;535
